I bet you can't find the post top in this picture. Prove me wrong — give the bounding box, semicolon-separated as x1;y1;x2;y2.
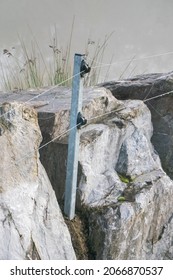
75;53;85;57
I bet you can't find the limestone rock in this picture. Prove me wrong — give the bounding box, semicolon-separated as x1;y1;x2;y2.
78;124;126;207
1;84;173;260
36;87;123;202
0;102;76;260
78;100;159;205
0;86;122;206
100;71;173;179
88;170;173;259
77;99;173;259
27;85;173;260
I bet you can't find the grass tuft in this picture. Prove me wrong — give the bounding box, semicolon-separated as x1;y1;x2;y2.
0;25;114;91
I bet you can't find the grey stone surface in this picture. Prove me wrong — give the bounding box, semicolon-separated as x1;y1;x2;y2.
88;170;173;259
0;102;76;260
1;84;173;260
0;87;122;203
78;100;159;204
100;71;173;179
0;86;122;142
77;99;173;259
37;87;123;202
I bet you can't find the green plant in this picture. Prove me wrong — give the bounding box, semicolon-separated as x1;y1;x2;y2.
117;196;126;202
0;24;114;91
48;19;74;86
118;173;135;184
1;41;44;90
118;174;130;184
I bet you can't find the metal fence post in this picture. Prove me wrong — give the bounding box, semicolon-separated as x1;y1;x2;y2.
64;54;84;220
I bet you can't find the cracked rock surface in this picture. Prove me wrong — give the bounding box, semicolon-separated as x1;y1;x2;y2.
30;85;173;260
0;102;76;260
78;99;173;259
101;71;173;179
1;84;173;260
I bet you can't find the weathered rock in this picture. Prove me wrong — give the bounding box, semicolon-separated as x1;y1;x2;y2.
99;72;173;100
78;100;161;208
1;84;173;260
78;100;173;259
34;86;173;259
88;169;173;259
36;87;123;202
0;87;122;202
100;71;173;179
0;102;76;260
78;123;126;207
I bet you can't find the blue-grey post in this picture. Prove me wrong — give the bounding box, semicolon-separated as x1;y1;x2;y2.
64;54;83;220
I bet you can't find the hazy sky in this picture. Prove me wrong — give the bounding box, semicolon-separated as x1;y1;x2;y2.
0;0;173;83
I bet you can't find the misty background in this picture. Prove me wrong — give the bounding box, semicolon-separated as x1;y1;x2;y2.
0;0;173;89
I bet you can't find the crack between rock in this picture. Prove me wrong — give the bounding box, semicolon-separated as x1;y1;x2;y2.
1;207;25;253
